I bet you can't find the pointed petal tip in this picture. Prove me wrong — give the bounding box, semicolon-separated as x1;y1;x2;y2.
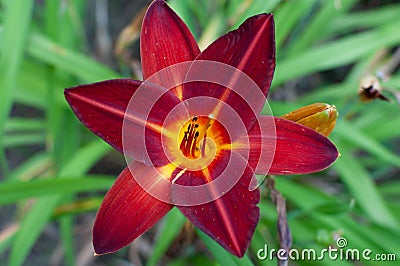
64;87;74;103
222;243;247;258
63;79;144;154
93;242;119;256
251;117;339;175
147;0;166;9
174;157;259;258
190;10;275;102
235;249;246;258
93;164;173;257
141;0;200;79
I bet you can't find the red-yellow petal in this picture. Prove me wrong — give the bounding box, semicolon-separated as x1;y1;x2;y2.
235;117;339;175
93;163;173;255
172;151;260;257
64;79;181;166
64;79;141;154
184;14;275;96
181;14;275;132
140;0;200;80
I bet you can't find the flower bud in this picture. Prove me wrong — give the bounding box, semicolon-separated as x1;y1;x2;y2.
281;103;338;137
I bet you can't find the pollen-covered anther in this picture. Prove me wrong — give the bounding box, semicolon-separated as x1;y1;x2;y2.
179;116;210;159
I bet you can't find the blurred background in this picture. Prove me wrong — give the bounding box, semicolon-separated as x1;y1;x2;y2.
0;0;399;265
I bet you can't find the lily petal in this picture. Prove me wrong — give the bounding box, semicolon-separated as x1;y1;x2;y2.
269;118;338;174
65;79;141;153
200;14;275;96
182;14;275;131
141;0;200;80
195;14;275;97
172;151;260;257
93;163;173;255
235;117;339;175
65;79;181;166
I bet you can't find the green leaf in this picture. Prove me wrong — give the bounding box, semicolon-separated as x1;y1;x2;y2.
9;140;110;266
273;21;400;87
59;216;75;266
274;0;318;50
274;177;333;211
285;0;357;56
0;0;34;175
331;4;400;34
379;181;400;198
14;61;52;108
333;146;398;229
198;14;225;50
0;223;18;255
26;31;119;83
169;0;199;39
4;133;45;148
6;152;52;181
313;200;354;215
276;178;397;255
146;208;186;266
9;197;59;266
365;116;400;141
335;121;400;168
5;118;45;132
0;176;113;205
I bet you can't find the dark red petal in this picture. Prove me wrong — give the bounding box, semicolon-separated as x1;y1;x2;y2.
172;151;260;257
65;79;181;166
65;79;140;153
196;14;275;96
93;163;173;255
238;117;339;175
181;14;275;132
141;0;200;81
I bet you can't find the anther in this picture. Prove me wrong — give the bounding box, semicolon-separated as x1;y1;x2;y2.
179;116;212;159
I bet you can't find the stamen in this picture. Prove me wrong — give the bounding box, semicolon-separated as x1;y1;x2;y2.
191;132;199;158
201;132;207;157
186;124;195;156
179;133;186;151
179;116;213;159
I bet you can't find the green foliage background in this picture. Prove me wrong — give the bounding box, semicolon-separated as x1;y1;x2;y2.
0;0;399;265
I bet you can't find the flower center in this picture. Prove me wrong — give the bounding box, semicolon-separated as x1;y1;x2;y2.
179;116;211;159
161;114;230;171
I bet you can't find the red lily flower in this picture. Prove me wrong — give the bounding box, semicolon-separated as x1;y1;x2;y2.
64;0;338;258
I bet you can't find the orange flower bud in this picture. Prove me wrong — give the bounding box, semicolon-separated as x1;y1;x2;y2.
281;103;338;137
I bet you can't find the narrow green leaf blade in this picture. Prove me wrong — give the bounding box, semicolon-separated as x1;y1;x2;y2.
333;146;398;229
146;208;186;266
